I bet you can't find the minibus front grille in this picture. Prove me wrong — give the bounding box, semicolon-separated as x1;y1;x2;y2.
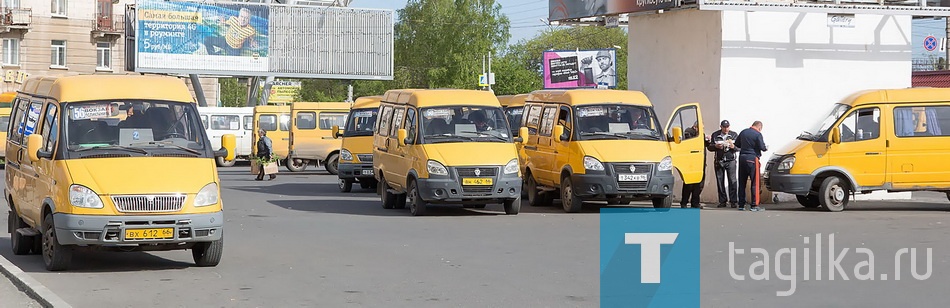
612;163;653;191
456;167;498;177
357;154;373;162
618;182;649;190
611;163;653;174
112;195;186;213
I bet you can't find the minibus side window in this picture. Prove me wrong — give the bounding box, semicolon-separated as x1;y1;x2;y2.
390;108;406;137
525;105;543;135
894;106;949;137
9;98;27;144
6;98;21;139
839;108;880;142
319;112;346;130
20;101;43;143
558;105;573;140
405;108;417;144
539;106;557;137
41;103;58;153
244;115;253;130
211;115;240;130
201;115;208;129
378;105;394;137
296;112;317;130
259;114;278;131
279;114;291;131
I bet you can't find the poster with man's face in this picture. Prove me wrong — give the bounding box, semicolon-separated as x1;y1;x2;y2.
543;49;617;89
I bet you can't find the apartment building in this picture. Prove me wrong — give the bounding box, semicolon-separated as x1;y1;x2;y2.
0;0;218;102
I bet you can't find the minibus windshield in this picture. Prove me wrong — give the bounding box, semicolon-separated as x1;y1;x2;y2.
421;106;511;144
505;106;524;136
799;103;850;141
574;104;664;141
63;101;209;158
344;108;378;137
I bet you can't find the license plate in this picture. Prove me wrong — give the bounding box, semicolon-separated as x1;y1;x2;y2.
462;178;493;185
125;228;174;240
618;174;648;182
361;169;374;175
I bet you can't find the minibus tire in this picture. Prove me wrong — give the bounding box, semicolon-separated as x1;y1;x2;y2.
560;177;583;213
526;176;552;207
504;196;521;215
9;211;33;255
652;195;672;208
325;154;340;175
339;179;353;192
796;195;820;208
394;192;407;210
945;192;949;202
193;236;224;267
819;177;848;212
380;177;396;209
286;159;308;172
359;180;376;190
408;180;427;216
42;214;72;271
215;157;236;167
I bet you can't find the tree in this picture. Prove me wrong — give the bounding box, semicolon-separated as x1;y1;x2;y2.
218;78;248;107
395;0;510;89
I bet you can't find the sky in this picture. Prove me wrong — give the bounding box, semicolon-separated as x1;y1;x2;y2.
353;0;943;60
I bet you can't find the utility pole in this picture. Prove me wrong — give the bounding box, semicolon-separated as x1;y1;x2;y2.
945;17;949;70
487;51;493;92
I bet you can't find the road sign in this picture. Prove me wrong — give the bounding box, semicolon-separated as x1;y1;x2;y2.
478;73;495;87
925;35;938;52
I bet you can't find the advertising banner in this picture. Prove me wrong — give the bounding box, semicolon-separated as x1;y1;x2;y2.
136;0;269;73
543;49;617;89
549;0;677;21
266;81;302;103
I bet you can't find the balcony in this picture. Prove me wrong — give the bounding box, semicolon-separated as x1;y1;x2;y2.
0;8;31;31
92;13;123;37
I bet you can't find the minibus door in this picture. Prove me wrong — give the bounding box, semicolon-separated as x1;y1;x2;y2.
665;103;705;185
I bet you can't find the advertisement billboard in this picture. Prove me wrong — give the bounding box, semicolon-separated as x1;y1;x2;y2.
265;81;302;103
136;0;269;73
543;49;617;89
549;0;677;21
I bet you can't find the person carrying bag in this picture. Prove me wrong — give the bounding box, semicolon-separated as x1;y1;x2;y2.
255;129;277;181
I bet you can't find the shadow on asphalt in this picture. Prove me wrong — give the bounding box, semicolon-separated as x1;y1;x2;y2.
0;237;194;273
266;198;512;217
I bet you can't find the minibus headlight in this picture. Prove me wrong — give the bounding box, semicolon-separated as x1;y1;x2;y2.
657;156;673;172
583;156;605;171
69;185;103;209
340;149;354;162
778;156;796;171
195;183;219;207
427;160;449;176
504;159;519;175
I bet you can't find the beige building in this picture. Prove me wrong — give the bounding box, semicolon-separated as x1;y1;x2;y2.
0;0;218;102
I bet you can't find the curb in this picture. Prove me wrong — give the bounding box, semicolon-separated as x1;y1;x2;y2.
0;254;72;308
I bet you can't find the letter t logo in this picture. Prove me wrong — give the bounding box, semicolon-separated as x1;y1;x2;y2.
625;233;679;283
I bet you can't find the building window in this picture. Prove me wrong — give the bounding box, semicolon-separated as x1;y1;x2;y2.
96;41;111;70
51;40;66;67
2;39;19;66
51;0;66;16
4;0;20;9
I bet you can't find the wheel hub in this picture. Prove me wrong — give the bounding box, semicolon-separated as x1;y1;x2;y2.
831;186;844;203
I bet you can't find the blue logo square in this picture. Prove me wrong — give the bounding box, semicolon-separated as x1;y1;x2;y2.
601;208;700;307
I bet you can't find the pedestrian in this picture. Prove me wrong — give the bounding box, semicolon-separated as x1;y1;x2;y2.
256;128;276;181
736;121;768;212
680;121;709;209
707;120;739;208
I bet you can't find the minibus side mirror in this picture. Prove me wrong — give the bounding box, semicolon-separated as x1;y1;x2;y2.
218;134;237;160
830;127;841;144
553;125;566;141
671;127;683;144
332;125;341;139
27;134;50;161
397;129;408;146
519;127;529;140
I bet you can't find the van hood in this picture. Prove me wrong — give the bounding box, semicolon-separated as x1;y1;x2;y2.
775;139;809;156
578;140;670;163
423;143;518;166
65;158;217;195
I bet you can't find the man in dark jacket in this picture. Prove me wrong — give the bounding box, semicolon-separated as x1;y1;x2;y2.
256;129;276;181
736;121;768;212
707;120;739;208
680;121;709;209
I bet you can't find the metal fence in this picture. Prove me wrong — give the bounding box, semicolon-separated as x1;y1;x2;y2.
913;58;946;72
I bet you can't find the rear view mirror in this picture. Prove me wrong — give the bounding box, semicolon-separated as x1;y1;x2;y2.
332;125;341;139
519;127;529;139
397;129;408;146
830;127;841;144
27;134;48;161
553;125;566;141
220;134;236;160
671;127;683;144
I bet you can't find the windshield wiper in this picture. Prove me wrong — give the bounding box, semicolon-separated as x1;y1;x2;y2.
622;133;661;140
581;132;628;139
130;141;202;156
74;145;149;155
458;131;509;142
797;131;816;140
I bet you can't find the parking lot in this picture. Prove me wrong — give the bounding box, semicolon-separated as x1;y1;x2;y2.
2;165;950;307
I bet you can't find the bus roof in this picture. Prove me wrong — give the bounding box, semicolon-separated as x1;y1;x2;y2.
352;96;382;109
527;89;652;107
497;94;527;108
254;105;291;113
291;102;352;111
197;106;254;114
844;88;950;107
20;75;194;103
382;89;501;108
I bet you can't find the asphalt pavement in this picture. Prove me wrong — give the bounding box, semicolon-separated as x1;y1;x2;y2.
1;165;949;307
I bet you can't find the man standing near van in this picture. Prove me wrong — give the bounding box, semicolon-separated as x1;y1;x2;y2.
680;121;709;209
256;129;276;181
708;120;739;208
736;121;767;211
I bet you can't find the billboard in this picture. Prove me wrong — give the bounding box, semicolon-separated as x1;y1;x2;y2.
543;49;617;89
136;0;269;73
265;81;302;103
549;0;677;21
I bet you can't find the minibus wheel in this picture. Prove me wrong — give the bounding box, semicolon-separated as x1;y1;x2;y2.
286;159;308;172
41;214;72;271
9;210;33;255
407;180;427;216
193;235;224;267
325;154;340;175
526;176;552;207
359;180;376;190
796;195;820;208
215;157;236;167
504;196;521;215
819;176;849;212
945;192;949;202
652;195;672;208
560;177;583;213
339;179;353;193
380;177;396;209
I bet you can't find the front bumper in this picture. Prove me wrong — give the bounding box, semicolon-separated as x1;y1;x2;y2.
338;162;375;180
53;212;224;246
571;169;674;199
764;173;814;195
416;167;521;204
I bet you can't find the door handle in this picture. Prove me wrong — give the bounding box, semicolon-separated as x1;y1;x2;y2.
865;152;881;155
690;150;701;153
377;147;388;152
525;146;538;150
282;138;290;140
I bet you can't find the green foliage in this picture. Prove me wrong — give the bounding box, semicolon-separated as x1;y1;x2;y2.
254;154;281;165
219;78;248;107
